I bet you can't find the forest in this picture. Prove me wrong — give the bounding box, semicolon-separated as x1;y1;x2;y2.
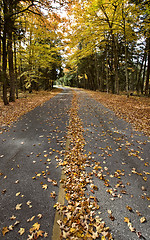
0;0;150;105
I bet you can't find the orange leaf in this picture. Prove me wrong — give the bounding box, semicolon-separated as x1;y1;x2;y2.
2;227;9;236
37;230;44;237
124;217;130;223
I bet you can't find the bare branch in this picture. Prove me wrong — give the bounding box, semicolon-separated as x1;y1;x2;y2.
9;3;34;18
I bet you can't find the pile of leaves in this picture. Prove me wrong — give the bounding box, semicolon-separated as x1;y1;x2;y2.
55;92;112;239
0;89;62;130
86;91;150;136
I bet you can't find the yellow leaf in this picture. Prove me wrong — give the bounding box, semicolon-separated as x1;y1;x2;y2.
18;228;25;235
101;236;106;240
62;230;69;238
16;203;22;210
37;173;41;177
27;216;35;222
42;184;48;190
70;228;76;233
44;232;48;237
85;74;88;79
107;210;112;214
10;215;16;220
140;217;146;223
47;158;51;162
16;192;21;196
29;222;41;233
33;222;40;230
143;177;147;181
128;224;135;232
8;225;13;230
37;214;42;219
27;201;32;205
14;221;20;226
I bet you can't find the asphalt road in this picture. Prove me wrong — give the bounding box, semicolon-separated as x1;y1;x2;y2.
0;87;150;240
0;88;72;239
77;89;150;240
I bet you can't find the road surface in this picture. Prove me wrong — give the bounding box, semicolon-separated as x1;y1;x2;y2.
0;88;149;239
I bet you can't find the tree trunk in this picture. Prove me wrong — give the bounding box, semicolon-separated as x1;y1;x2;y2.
0;7;2;73
2;1;9;105
8;3;15;102
14;35;18;99
28;26;33;93
136;52;146;95
0;7;2;98
8;31;15;101
141;54;147;95
95;53;100;90
145;36;150;95
110;33;115;94
113;34;119;94
122;4;129;97
106;44;110;93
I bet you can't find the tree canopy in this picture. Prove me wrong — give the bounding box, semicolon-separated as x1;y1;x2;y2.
60;0;150;96
0;0;150;105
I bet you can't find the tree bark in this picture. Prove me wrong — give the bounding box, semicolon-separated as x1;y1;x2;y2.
136;51;146;95
8;2;15;102
2;1;9;105
14;34;18;98
145;36;150;95
113;34;119;94
0;7;2;73
141;53;147;95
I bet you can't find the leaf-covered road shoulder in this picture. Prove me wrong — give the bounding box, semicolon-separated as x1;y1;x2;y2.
0;89;62;130
85;90;150;136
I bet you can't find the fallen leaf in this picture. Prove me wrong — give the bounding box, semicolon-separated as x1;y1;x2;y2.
16;203;22;210
10;215;16;220
42;184;48;190
37;230;44;237
8;225;13;230
124;217;130;223
18;228;25;235
37;214;42;219
126;206;132;212
2;227;9;236
137;232;142;238
2;189;6;194
29;222;40;233
15;180;19;184
136;210;141;216
44;232;48;237
16;192;21;196
140;217;146;223
14;221;20;226
27;216;35;222
50;191;56;198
